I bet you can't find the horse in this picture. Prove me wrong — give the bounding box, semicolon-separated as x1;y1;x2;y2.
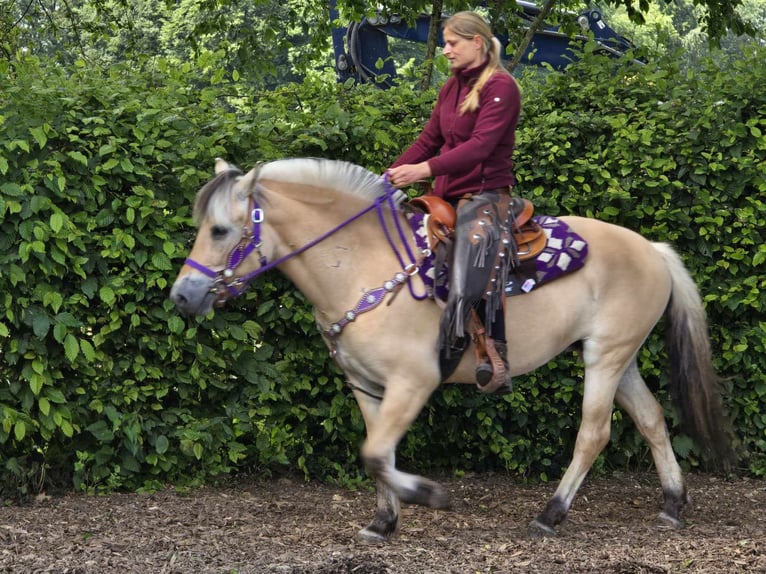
170;157;734;541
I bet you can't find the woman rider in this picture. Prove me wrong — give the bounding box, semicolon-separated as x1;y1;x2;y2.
388;11;521;394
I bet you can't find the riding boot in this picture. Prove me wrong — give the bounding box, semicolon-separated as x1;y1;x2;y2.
476;340;513;395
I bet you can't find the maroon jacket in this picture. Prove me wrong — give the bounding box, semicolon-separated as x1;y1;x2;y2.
391;61;521;200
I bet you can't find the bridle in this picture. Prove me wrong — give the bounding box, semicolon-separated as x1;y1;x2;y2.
183;172;430;311
183;194;269;306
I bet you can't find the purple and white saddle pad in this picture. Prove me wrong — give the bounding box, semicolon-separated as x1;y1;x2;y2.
408;213;589;300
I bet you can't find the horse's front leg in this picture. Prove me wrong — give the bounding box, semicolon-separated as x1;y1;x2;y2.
350;373;445;542
360;374;449;509
351;389;401;543
357;452;400;543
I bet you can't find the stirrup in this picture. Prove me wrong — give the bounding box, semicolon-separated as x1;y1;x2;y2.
476;363;513;395
476;362;495;387
475;340;513;395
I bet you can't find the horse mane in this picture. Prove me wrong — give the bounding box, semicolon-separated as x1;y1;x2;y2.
258;158;386;201
193;167;244;224
193;158;388;224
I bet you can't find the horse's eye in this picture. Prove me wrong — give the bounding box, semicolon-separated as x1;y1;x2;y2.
211;225;229;240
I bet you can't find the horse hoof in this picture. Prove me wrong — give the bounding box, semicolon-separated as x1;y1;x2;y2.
357;527;390;544
429;484;451;509
401;480;450;509
357;512;398;543
657;512;684;529
527;519;557;538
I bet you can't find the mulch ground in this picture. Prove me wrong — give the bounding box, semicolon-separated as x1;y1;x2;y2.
1;472;764;573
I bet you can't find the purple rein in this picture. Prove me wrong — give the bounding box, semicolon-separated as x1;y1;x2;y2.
183;173;428;306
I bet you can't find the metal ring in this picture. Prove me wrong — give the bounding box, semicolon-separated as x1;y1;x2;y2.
404;263;419;276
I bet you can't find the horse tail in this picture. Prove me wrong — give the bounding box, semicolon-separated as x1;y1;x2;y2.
653;242;736;469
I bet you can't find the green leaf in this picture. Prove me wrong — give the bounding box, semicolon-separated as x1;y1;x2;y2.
30;126;47;149
672;435;694;458
151;252;173;270
156;435;169;454
80;339;96;362
101;157;119;171
32;314;51;338
122;234;135;249
54;312;81;328
14;421;26;441
50;212;64;233
53;323;68;343
121;454;140;472
81;278;98;299
99;286;116;305
10;140;29;152
39;397;51;416
1;182;23;196
67;151;88;166
86;420;114;442
45;388;66;404
29;374;44;396
44;291;64;313
163;241;176;256
64;334;80;362
60;419;74;438
167;316;185;334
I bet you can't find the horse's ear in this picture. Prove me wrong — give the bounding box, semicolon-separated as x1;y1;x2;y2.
238;167;258;195
214;158;231;174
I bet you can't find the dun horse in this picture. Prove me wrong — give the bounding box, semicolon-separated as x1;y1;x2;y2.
170;158;733;541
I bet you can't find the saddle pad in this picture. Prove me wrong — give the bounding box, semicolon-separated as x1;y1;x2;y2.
410;212;450;301
409;213;588;300
503;215;588;296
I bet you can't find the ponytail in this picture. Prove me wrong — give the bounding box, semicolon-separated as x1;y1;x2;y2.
445;12;514;115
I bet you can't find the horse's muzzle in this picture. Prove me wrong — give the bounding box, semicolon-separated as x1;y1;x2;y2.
170;274;217;316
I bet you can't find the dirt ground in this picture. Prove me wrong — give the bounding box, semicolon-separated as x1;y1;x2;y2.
0;471;764;573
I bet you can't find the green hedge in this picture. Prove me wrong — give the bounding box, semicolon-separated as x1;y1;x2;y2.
0;45;763;497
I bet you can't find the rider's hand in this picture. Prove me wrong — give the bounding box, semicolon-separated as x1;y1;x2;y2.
388;162;432;188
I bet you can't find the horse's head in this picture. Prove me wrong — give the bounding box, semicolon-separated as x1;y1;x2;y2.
171;156;401;316
170;159;272;315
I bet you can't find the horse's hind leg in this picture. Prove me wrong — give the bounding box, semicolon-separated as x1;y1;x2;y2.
528;351;626;537
615;360;689;528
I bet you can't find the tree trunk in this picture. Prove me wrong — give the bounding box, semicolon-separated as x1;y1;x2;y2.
420;0;443;90
507;0;558;73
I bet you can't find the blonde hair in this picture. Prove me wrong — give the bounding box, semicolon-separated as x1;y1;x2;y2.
444;11;512;115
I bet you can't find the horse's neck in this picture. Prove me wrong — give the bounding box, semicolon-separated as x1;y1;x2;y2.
272;198;411;325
